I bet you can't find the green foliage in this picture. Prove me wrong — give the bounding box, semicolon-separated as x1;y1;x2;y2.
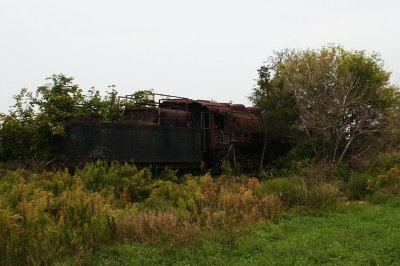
221;160;233;177
0;169;111;265
345;153;400;200
75;161;155;204
34;74;85;135
144;180;200;213
77;87;103;117
2;153;400;264
0;89;41;161
251;65;300;141
345;173;374;200
257;177;302;206
251;45;400;165
365;152;400;173
126;89;155;107
257;176;341;212
0;74;128;162
100;88;121;121
158;166;179;182
368;167;400;195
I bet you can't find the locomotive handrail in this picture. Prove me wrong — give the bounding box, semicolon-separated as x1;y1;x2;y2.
118;93;188;103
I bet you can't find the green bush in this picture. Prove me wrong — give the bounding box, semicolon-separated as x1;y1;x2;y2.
76;161;155;204
0;169;112;265
144;180;201;214
256;177;303;206
365;153;400;173
368;167;400;195
221;160;233;177
256;177;342;211
302;182;342;211
346;174;374;200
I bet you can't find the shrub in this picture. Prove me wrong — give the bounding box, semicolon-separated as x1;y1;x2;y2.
256;177;303;206
258;193;285;221
301;182;342;211
158;167;178;181
346;174;374;200
368;167;400;195
75;161;155;205
116;211;201;247
365;153;400;173
256;177;342;212
144;180;202;214
0;169;113;265
221;160;233;177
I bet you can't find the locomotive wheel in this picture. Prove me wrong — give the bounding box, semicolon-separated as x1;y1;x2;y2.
89;146;115;161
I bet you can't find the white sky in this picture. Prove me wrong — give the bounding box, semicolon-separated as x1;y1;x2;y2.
1;0;399;113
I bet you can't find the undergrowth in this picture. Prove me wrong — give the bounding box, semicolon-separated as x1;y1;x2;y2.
1;154;400;265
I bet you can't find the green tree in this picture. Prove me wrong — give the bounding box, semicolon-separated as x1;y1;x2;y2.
0;74;121;162
78;87;103;117
101;88;121;121
0;89;39;160
251;45;400;165
34;74;85;135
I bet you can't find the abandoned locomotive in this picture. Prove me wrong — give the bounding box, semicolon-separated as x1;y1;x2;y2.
61;93;265;171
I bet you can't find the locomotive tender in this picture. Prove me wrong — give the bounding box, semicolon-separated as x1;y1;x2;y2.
62;93;265;171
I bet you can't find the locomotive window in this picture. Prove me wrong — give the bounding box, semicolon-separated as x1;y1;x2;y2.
214;114;225;130
201;112;210;129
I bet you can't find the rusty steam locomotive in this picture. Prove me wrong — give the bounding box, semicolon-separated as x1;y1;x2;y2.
61;93;265;172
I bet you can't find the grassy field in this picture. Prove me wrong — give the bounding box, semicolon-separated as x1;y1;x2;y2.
91;198;400;266
2;158;400;265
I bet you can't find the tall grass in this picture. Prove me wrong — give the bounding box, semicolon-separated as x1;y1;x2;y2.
0;169;111;265
1;155;400;265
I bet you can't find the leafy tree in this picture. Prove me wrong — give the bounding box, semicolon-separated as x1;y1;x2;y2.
34;74;85;135
129;89;155;106
0;74;123;162
78;87;103;117
251;45;400;165
0;89;39;160
97;88;120;121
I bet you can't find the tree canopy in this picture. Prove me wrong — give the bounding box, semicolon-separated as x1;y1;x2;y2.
0;74;124;162
251;45;400;165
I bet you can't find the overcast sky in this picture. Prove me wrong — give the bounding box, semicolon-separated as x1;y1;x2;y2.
1;0;399;113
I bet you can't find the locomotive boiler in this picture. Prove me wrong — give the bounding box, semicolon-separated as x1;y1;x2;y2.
61;93;265;172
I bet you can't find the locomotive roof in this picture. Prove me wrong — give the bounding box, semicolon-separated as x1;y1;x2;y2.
161;98;261;115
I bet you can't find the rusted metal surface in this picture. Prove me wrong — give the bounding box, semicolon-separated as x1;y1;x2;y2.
231;104;246;112
232;113;263;133
124;109;158;124
245;107;262;117
160;109;192;127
